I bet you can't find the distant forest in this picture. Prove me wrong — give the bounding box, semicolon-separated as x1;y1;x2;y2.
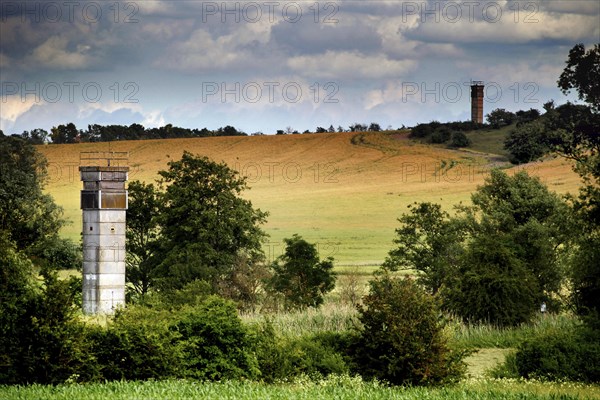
1;123;248;145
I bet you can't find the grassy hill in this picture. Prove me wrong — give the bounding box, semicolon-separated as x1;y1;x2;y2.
38;131;581;265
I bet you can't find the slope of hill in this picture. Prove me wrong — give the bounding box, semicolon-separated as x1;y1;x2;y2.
38;131;581;265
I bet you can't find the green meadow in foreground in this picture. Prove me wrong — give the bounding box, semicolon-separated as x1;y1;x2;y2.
2;376;599;400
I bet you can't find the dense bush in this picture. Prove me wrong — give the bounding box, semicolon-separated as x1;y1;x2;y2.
0;241;93;384
173;296;260;380
28;235;81;270
513;326;600;382
570;234;600;318
253;321;351;383
268;234;336;310
352;274;466;386
86;295;261;382
449;131;472;148
442;230;539;327
409;121;477;146
87;307;180;381
429;128;452;144
504;120;548;164
409;122;437;138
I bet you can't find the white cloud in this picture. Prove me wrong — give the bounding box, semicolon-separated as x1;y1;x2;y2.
141;19;195;42
0;96;41;122
25;35;91;70
142;110;166;128
287;51;417;80
0;96;42;131
456;61;563;88
410;9;599;44
77;101;143;120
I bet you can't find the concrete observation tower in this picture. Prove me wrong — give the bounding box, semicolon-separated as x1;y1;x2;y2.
79;152;129;314
470;81;484;124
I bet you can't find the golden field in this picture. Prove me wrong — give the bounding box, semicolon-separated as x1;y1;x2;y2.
38;131;581;265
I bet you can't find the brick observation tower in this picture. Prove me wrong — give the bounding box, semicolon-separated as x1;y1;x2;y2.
79;152;129;314
470;81;484;124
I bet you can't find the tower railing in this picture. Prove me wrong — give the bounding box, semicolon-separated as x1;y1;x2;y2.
80;152;129;167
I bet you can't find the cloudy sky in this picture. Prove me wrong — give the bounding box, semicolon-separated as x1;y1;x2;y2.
1;0;598;135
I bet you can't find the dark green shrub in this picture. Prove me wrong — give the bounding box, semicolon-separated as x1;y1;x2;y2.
268;234;336;310
253;320;351;382
514;326;600;382
0;247;94;384
352;274;466;386
87;307;180;381
571;234;600;318
409;121;441;138
429;128;451;144
449;131;472;148
28;235;81;270
504;120;548;164
442;231;539;327
173;296;260;380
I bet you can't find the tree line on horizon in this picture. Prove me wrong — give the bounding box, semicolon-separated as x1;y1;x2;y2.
1;121;400;144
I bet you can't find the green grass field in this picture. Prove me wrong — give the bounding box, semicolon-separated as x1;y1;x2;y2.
37;131;581;265
2;376;599;399
465;124;515;157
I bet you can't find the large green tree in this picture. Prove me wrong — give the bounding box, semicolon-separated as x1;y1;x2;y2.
0;140;92;384
553;43;600;318
151;152;268;291
558;43;600;111
50;123;79;144
268;234;336;310
453;170;571;325
382;202;465;294
0;136;65;251
125;181;162;295
385;170;571;326
486;108;516;128
504;119;549;164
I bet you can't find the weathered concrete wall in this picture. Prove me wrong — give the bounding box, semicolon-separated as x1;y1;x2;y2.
80;165;128;314
82;210;126;314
